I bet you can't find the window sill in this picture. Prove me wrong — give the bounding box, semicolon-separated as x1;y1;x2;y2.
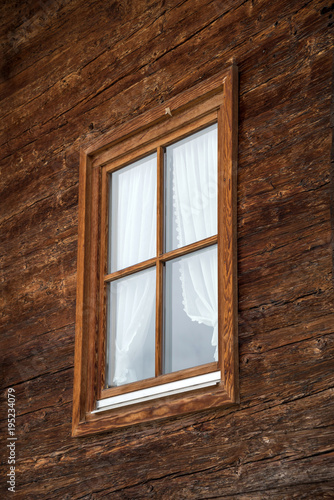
93;371;221;413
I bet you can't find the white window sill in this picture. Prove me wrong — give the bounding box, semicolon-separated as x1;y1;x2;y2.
93;370;221;413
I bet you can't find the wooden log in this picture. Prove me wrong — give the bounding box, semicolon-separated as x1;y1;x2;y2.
0;0;330;164
0;323;75;388
10;388;334;496
0;7;330;227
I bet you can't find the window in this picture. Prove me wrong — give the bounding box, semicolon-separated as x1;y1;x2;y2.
72;65;238;436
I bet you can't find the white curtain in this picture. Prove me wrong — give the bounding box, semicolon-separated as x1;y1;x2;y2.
111;155;156;272
108;156;156;386
110;269;155;386
170;125;218;360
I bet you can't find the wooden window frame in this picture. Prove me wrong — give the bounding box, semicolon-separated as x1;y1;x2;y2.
72;65;238;437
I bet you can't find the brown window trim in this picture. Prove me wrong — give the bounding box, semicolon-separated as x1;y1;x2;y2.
72;65;239;437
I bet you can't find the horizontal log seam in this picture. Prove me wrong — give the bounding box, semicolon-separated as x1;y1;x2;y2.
0;167;329;237
243;385;334;416
0;180;78;230
0;0;242;122
1;399;72;423
242;329;334;356
239;288;331;313
199;479;334;499
0;365;72;394
48;445;334;498
0;322;75;355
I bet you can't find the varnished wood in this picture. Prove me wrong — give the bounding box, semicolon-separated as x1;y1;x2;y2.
155;146;164;377
72;149;90;434
101;362;219;399
155;260;163;377
103;111;218;174
220;63;239;404
76;384;232;437
73;67;238;434
84;71;228;157
72;155;102;426
161;235;218;262
104;257;157;282
103;236;218;283
157;146;164;258
97;167;108;397
95;106;219;170
86;165;101;413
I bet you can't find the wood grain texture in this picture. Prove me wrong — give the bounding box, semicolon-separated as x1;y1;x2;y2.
220;64;239;403
97;166;108;396
0;0;333;497
156;146;164;377
100;362;218;399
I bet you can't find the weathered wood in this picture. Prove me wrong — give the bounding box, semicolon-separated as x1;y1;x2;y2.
0;0;333;496
7;388;334;497
0;2;330;222
0;239;77;333
0;323;74;388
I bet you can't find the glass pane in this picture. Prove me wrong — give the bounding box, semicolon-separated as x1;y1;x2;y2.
106;268;156;387
165;124;217;252
109;154;157;272
164;245;218;374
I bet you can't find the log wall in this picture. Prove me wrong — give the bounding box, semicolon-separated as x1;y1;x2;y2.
1;0;333;497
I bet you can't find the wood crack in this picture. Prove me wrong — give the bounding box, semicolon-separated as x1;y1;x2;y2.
1;320;75;354
245;385;334;417
240;288;330;314
86;462;222;497
0;0;248;156
0;365;72;395
291;448;334;461
0;24;329;164
205;479;334;499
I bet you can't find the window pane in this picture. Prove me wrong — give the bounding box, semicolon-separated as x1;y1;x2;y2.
106;268;156;387
165;124;217;252
109;154;157;272
164;245;218;374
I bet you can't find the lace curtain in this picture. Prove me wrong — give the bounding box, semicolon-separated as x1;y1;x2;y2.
169;125;218;360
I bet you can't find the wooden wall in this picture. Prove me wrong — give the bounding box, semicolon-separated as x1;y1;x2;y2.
1;0;333;497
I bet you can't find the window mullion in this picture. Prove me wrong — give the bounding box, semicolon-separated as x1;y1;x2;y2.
98;167;108;394
103;257;157;282
161;235;218;262
155;146;164;377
